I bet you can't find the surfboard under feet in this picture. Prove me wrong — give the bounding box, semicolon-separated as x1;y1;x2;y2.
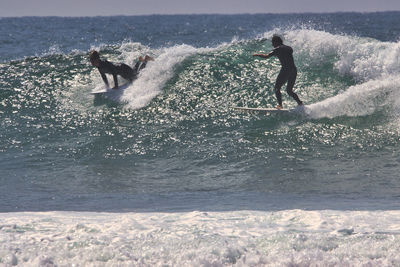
232;106;296;114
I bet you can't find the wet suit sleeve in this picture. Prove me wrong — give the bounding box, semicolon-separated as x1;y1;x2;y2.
270;47;278;56
112;73;118;88
98;60;120;88
106;62;119;88
99;70;109;88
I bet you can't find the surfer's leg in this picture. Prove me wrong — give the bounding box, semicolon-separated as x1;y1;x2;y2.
131;60;148;81
138;61;147;72
274;88;282;107
286;69;303;105
119;63;135;82
274;70;287;107
131;56;152;79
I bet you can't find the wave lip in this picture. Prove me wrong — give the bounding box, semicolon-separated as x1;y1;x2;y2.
304;76;400;119
120;44;215;110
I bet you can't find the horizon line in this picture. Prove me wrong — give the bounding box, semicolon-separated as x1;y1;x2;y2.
2;10;400;19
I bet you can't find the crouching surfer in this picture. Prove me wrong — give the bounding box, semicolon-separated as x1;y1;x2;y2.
89;50;153;89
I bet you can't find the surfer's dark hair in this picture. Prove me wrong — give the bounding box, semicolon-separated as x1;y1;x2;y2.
272;35;283;46
89;50;100;61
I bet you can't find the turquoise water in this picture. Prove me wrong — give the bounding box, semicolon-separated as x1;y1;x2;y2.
1;13;400;212
2;13;400;266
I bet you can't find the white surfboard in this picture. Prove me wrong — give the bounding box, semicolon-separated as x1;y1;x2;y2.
90;83;131;95
91;89;108;95
232;106;295;114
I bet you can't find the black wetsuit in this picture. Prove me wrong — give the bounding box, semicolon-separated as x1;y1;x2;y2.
97;60;147;88
270;45;302;106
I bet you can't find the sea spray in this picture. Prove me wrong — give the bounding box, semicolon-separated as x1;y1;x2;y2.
278;29;400;118
121;44;214;109
305;76;400;118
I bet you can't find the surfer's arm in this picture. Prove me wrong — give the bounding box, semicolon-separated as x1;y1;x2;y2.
100;71;110;88
112;74;119;89
253;52;273;59
100;60;119;89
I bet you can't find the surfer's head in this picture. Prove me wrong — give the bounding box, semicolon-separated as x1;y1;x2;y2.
272;35;283;47
89;50;101;67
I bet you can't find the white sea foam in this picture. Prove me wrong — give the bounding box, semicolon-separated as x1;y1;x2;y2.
286;29;400;81
1;210;400;266
118;44;215;110
304;75;400;118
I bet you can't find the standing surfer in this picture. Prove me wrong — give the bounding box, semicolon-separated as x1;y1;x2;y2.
253;35;303;109
89;50;153;89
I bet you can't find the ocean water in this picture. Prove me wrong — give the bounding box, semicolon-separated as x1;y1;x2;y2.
1;12;400;266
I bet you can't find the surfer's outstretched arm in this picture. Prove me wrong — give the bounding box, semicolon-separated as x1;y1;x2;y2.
253;52;273;59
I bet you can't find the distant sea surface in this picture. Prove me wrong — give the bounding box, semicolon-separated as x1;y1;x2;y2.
1;13;400;266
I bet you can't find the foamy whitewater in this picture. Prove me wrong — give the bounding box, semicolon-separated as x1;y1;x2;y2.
3;209;400;266
1;13;400;266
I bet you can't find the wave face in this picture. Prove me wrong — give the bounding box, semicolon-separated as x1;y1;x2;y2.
1;14;400;212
